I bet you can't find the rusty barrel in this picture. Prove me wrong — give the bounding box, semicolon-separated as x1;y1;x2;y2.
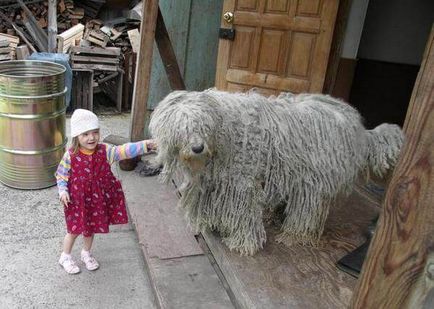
0;60;67;189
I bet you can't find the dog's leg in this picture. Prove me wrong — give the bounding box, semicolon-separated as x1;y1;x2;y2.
276;185;331;247
221;202;266;256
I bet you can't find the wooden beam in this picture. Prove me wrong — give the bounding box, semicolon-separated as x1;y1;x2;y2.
351;25;434;309
323;0;352;95
18;0;48;52
129;0;159;142
155;7;186;90
0;10;36;53
47;0;57;53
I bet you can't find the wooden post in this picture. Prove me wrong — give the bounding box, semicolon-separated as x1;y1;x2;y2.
129;2;186;142
47;0;57;53
351;25;434;309
129;0;159;142
323;0;352;94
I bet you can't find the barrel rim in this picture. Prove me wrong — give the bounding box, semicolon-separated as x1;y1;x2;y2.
0;60;66;78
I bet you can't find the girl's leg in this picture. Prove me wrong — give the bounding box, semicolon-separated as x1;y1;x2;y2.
59;233;80;274
83;234;94;251
63;233;79;254
81;234;99;271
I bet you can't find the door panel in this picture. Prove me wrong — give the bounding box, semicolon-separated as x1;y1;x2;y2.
215;0;339;95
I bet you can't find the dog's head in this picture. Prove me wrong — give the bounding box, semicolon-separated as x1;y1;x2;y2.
149;91;221;175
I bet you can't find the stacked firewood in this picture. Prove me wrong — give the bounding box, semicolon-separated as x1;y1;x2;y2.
74;0;106;20
57;0;85;31
0;0;103;36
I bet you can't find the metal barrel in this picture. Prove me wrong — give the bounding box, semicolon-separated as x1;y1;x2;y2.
0;60;67;189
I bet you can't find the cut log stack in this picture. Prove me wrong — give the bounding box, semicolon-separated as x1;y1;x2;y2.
74;0;106;20
0;33;19;61
57;0;85;31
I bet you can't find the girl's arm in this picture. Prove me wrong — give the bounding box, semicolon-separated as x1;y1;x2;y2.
55;151;71;197
105;140;156;164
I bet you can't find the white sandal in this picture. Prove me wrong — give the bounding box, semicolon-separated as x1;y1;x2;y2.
59;253;80;274
81;250;99;271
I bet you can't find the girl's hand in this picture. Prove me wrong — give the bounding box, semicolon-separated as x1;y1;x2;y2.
147;140;157;152
60;192;70;207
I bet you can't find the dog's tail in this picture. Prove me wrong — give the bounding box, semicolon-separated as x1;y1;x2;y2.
366;124;404;177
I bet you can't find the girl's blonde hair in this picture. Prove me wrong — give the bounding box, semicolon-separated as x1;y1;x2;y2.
70;136;80;154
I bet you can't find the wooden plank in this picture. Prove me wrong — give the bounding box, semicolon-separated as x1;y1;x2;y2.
0;33;19;44
127;29;140;53
203;190;379;309
57;23;84;53
71;46;121;56
72;63;118;72
130;0;159;142
155;7;185;90
0;54;13;61
120;166;233;308
86;35;108;47
71;55;119;64
18;0;48;51
351;25;434;309
124;166;204;259
57;23;85;40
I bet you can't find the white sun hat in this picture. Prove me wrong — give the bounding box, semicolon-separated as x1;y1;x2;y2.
70;109;99;137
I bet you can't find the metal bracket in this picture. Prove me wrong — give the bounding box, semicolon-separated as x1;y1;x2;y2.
219;28;235;41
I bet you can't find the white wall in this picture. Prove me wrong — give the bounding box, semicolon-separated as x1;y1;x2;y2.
341;0;370;59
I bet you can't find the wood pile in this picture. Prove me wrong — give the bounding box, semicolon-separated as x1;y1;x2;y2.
0;33;19;61
0;0;136;112
57;0;85;31
74;0;106;19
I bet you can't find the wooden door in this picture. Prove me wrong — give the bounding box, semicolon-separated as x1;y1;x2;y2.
215;0;340;95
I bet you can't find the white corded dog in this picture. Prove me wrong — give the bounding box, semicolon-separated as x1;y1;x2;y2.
150;89;404;255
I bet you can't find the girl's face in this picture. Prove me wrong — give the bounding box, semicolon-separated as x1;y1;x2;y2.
78;129;100;151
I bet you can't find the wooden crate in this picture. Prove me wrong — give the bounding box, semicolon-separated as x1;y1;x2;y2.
57;23;84;53
70;69;93;111
70;46;121;72
0;34;19;62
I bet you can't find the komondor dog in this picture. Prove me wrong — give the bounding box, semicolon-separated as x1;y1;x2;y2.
149;89;404;255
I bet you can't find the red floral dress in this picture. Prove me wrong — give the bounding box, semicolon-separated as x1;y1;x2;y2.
65;144;128;236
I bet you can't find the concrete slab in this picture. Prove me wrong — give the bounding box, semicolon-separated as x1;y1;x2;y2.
0;230;156;308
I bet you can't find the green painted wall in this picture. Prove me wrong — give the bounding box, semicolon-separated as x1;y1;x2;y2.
147;0;223;110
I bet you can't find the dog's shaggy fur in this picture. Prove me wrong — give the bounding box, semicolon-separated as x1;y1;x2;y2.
149;89;404;255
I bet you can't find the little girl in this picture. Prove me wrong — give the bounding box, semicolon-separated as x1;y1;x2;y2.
55;109;156;274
